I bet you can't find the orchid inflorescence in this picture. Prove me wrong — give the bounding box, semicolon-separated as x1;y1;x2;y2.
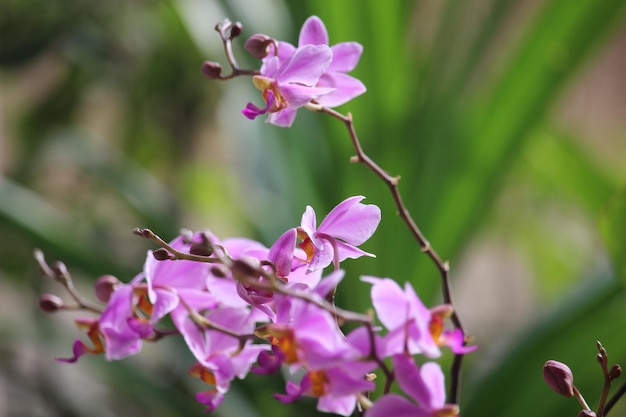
37;15;491;417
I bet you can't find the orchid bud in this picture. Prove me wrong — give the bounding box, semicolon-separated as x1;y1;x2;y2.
228;22;243;39
201;61;223;79
39;294;64;312
189;241;213;257
232;257;261;282
244;34;274;59
152;248;172;261
609;364;622;380
578;410;597;417
543;360;575;397
210;265;229;278
51;261;68;278
94;274;120;303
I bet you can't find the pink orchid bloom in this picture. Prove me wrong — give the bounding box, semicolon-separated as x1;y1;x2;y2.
363;277;477;357
298;196;381;271
366;354;459;417
275;360;376;416
258;295;356;371
297;16;366;107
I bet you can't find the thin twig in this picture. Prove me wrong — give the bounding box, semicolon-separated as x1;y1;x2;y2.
318;106;467;404
214;20;260;79
605;379;626;415
34;249;103;314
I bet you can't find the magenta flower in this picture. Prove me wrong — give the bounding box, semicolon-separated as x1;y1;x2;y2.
366;354;459;417
363;276;477;357
258;296;356;370
275;361;376;416
172;298;268;412
242;44;334;127
296;16;366;107
363;276;440;358
298;196;381;271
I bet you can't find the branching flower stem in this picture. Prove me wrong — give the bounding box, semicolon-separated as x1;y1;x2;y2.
34;249;103;314
318;106;467;403
214;20;260;79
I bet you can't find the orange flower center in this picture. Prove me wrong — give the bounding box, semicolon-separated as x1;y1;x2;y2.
308;370;328;397
252;75;288;113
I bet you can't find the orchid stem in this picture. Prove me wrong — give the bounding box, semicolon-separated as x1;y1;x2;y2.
320;106;467;404
605;379;626;416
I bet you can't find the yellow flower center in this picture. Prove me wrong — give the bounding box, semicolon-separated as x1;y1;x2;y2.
252;75;288;113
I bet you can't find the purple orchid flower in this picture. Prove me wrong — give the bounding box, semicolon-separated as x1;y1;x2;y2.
298;196;381;271
258;295;356;371
363;277;477;357
242;44;334;127
366;354;459;417
296;16;366;107
172;298;268;412
275;361;376;416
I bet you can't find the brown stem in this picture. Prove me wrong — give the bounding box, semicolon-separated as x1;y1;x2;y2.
215;20;260;79
133;228;222;264
319;106;467;404
34;249;103;314
605;379;626;416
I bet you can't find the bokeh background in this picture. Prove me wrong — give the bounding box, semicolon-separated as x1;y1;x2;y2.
1;0;626;416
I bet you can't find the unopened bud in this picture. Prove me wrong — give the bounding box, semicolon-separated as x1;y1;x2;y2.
609;364;622;380
578;410;597;417
210;265;229;278
229;22;243;39
231;257;261;282
51;261;68;278
244;34;274;59
94;275;120;303
543;360;575;397
189;241;213;257
152;248;173;261
39;294;64;312
201;61;223;79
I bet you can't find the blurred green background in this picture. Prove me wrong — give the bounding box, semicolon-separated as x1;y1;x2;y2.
1;0;626;416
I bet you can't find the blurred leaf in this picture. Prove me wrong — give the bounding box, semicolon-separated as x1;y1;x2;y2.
464;277;626;416
599;189;626;287
409;0;626;288
0;176;127;276
525;130;617;214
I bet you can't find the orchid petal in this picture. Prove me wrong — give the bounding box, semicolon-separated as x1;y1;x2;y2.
298;16;329;46
318;196;381;245
329;42;363;72
316;72;367;107
268;228;297;277
266;107;298;127
392;354;434;409
280;84;334;109
366;394;429;417
420;362;447;410
278;44;332;85
313;269;345;298
363;277;409;330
